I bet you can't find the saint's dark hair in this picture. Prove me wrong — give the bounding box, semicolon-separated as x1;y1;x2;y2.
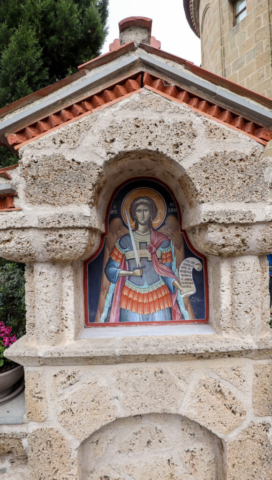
129;196;157;230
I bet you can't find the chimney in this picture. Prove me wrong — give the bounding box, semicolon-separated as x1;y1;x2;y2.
119;17;152;46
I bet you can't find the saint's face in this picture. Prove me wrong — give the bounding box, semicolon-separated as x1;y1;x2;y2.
135;204;151;226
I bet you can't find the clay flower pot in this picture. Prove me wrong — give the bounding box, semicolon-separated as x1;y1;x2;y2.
0;365;24;399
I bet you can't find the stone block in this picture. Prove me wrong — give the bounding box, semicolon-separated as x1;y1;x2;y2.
28;428;78;480
209;365;249;393
21;154;103;207
113;365;187;416
225;49;239;68
0;433;27;458
226;422;272;479
179;147;267;207
253;363;272;416
0;432;28;480
238;59;256;83
184;375;246;435
57;373;119;441
232;55;245;73
256;50;272;70
81;414;224;480
25;370;48;422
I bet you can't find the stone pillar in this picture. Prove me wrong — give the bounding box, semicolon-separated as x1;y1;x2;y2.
209;254;270;337
24;261;84;346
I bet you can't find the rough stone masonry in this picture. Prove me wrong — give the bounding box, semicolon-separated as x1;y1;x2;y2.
0;16;272;480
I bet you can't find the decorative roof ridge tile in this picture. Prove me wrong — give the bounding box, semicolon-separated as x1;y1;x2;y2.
1;38;272;129
9;74;142;150
77;41;136;71
119;17;152;33
6;72;271;151
142;72;270;145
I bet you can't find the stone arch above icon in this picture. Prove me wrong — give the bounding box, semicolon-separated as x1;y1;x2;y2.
84;178;209;326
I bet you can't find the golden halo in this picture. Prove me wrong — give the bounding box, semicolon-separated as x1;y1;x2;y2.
121;188;166;230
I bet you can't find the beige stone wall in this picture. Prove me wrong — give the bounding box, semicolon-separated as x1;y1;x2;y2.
0;428;29;480
200;0;272;98
11;360;272;479
1;80;272;478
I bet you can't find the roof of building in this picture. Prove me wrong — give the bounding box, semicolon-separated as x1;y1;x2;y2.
0;16;271;154
183;0;200;37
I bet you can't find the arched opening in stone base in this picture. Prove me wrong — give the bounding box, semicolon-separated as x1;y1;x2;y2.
79;413;226;480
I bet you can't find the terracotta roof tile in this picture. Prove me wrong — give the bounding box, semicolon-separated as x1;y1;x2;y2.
77;42;136;72
142;73;271;146
109;39;121;52
8;74;142;150
0;71;86;121
150;36;161;50
139;43;272;111
119;17;152;33
0;171;11;180
0;193;20;212
6;71;272;149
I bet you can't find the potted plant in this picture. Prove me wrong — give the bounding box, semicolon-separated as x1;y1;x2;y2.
0;323;23;400
0;261;26;404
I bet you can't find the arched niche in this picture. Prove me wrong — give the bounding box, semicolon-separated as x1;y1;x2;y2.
95;150;189;227
84;174;209;326
79;413;226;480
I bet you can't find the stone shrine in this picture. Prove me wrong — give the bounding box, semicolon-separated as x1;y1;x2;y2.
0;15;272;480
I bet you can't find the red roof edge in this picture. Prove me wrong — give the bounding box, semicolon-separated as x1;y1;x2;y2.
140;43;272;112
0;70;86;120
0;164;19;173
139;43;191;67
119;17;152;33
78;41;136;71
186;63;272;111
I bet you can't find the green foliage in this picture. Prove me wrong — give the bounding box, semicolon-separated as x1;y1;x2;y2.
0;0;108;168
0;0;109;108
0;261;26;338
0;0;108;341
0;147;18;169
0;344;4;367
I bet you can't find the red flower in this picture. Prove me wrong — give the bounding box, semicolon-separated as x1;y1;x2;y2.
2;337;10;348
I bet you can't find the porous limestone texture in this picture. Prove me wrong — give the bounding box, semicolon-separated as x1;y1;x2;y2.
253;361;272;416
120;26;151;46
3;359;270;479
1;50;272;479
226;421;272;479
81;414;225;480
28;428;79;480
0;430;29;480
25;370;47;422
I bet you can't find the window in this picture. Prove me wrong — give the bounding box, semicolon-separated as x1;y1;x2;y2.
234;0;247;25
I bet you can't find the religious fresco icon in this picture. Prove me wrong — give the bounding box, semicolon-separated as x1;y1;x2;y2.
84;178;208;326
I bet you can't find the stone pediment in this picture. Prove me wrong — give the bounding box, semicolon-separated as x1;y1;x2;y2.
1;40;272;154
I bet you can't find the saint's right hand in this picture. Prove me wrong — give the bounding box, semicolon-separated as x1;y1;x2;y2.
132;268;143;277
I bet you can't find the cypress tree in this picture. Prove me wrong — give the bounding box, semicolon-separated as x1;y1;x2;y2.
0;0;109;167
0;0;109;340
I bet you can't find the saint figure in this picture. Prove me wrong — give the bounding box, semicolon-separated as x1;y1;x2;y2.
103;196;188;322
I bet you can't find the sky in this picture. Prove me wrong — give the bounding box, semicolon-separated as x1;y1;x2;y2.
102;0;201;66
